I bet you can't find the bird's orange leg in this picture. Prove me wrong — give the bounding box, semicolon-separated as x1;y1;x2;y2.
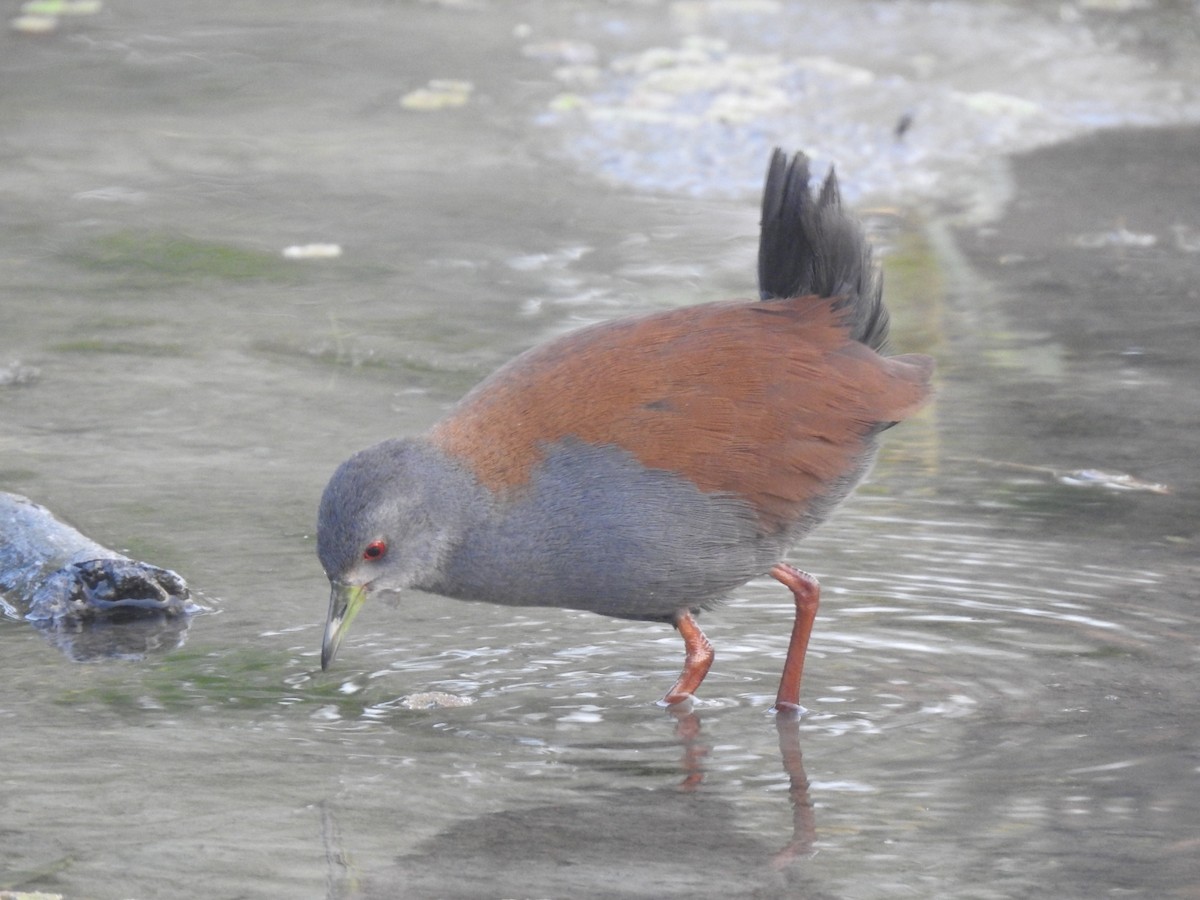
771;563;820;715
661;609;714;706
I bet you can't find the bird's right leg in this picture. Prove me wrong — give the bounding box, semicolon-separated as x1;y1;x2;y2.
661;609;714;706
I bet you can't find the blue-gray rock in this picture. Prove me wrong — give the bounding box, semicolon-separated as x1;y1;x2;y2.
1;491;193;622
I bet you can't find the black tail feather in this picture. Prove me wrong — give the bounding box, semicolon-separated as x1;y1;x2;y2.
757;149;888;351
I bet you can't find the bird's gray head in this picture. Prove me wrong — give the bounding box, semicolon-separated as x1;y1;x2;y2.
316;437;478;669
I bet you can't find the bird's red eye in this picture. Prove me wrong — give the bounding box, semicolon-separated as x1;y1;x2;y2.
363;540;387;561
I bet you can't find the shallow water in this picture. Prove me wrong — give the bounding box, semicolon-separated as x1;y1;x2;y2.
3;2;1199;898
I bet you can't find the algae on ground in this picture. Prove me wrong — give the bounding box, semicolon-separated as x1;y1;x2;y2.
68;231;295;283
51;645;376;718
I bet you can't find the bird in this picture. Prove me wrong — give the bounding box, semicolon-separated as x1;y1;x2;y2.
316;149;934;712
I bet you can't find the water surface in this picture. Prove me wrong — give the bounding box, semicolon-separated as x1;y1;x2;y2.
2;2;1198;898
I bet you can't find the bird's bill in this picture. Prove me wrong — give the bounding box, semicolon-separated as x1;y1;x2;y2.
321;581;368;670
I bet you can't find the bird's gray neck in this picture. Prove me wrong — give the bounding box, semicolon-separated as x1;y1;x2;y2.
394;439;498;592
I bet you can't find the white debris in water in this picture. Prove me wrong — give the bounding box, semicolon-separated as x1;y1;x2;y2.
73;185;149;204
399;79;474;111
10;14;58;32
1072;228;1157;248
1056;469;1170;494
282;243;343;259
0;361;40;387
400;691;474;709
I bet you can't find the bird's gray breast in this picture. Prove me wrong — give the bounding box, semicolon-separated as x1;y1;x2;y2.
428;440;783;620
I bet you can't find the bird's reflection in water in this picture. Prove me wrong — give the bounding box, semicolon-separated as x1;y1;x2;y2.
668;704;815;862
772;713;818;866
333;709;821;899
665;703;709;792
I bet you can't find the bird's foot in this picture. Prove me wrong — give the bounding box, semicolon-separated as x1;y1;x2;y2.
657;692;697;711
770;700;809;719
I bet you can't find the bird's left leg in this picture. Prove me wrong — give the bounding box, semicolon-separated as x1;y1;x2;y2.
771;563;820;715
